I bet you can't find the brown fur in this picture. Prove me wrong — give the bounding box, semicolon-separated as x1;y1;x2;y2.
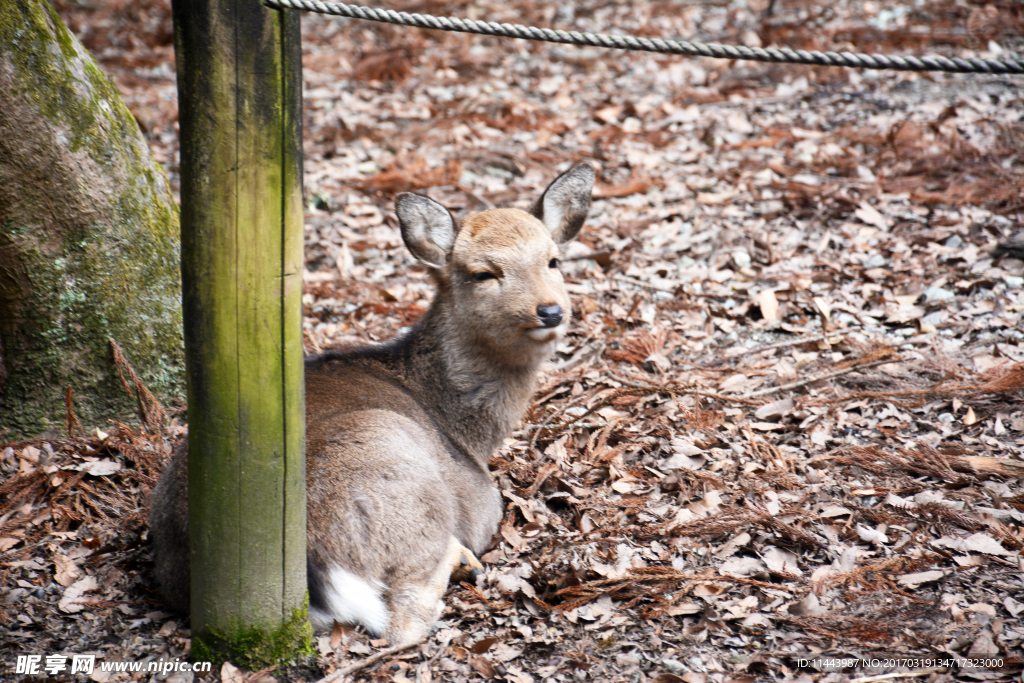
149;163;595;644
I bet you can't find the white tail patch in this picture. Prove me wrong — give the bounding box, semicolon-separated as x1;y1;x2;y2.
308;567;390;635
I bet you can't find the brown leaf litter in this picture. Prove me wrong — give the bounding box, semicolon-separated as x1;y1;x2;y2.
5;0;1024;681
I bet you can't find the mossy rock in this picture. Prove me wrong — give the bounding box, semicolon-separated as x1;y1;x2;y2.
0;0;184;437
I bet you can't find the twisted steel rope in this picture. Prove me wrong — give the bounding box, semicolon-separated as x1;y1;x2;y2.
263;0;1024;74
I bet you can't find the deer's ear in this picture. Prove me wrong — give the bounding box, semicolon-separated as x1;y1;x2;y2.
529;162;595;244
395;193;458;268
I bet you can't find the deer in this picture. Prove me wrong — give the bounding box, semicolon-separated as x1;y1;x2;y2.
149;162;595;645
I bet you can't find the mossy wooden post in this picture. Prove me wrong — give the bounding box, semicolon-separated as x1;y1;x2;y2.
172;0;309;666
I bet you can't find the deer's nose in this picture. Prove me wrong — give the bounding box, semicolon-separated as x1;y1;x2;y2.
537;304;563;328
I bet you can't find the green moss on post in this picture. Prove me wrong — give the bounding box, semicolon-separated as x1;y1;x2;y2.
174;0;307;667
0;1;184;437
191;600;315;670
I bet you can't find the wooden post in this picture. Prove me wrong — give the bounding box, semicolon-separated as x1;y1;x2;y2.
173;0;308;665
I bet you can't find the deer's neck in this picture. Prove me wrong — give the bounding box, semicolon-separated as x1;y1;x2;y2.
397;298;544;468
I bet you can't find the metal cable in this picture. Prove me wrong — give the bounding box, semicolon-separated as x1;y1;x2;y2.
263;0;1024;75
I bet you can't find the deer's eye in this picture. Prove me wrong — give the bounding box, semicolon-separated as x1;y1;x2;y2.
473;271;497;282
549;258;562;269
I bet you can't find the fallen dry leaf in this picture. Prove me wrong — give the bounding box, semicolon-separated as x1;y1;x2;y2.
754;289;779;321
854;201;890;230
220;662;246;683
58;575;98;614
53;554;81;587
933;533;1009;556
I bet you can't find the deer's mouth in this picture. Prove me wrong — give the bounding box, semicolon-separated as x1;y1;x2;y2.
525;325;564;342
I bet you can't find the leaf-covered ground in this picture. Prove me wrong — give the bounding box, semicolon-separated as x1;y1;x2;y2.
3;0;1024;681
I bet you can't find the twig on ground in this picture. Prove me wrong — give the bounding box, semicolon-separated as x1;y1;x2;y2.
606;370;673;393
958;455;1024;477
703;332;843;367
416;632;452;680
740;357;898;399
815;360;1024;404
530;391;590;454
611;275;676;293
246;666;278;683
317;639;424;683
604;371;769;405
693;391;766;406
